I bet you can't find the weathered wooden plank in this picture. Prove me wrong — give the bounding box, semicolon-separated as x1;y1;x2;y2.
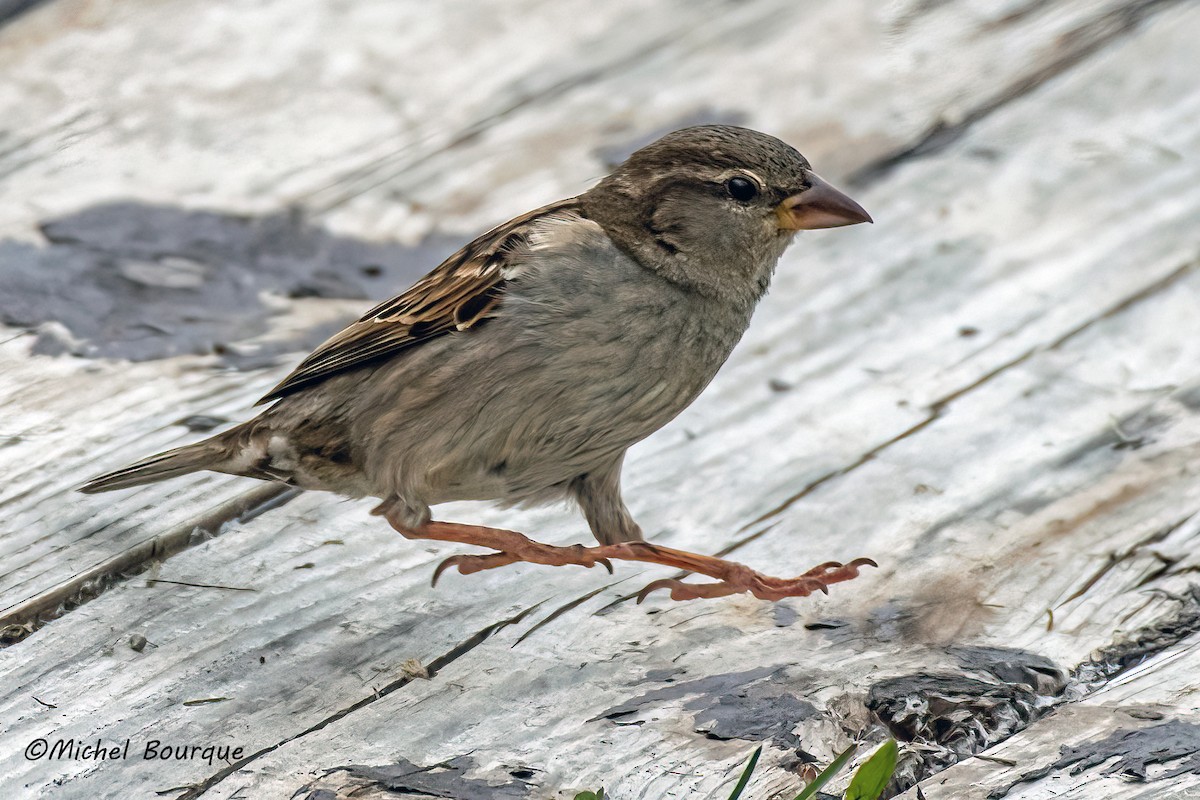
0;0;1187;634
1;0;1198;799
1;0;1157;237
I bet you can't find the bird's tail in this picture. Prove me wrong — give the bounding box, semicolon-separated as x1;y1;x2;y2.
79;439;231;493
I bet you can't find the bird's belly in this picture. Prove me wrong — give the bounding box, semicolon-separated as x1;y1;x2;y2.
428;351;706;505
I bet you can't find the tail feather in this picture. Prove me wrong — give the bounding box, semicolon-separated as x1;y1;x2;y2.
79;441;225;493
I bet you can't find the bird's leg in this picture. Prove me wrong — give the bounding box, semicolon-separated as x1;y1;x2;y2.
382;511;874;602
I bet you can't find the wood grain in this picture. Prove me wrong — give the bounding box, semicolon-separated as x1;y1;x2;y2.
1;1;1198;798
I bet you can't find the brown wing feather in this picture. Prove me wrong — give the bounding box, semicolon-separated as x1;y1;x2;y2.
257;198;580;404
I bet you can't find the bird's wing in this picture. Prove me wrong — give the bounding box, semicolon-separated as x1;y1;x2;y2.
257;197;581;404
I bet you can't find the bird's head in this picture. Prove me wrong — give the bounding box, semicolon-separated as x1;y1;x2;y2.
581;125;871;304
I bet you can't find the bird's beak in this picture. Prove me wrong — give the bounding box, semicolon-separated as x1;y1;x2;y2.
776;172;873;230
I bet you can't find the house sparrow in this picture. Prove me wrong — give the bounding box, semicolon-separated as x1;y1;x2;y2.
81;125;875;601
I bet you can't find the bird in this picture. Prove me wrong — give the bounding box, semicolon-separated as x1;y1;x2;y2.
81;125;875;602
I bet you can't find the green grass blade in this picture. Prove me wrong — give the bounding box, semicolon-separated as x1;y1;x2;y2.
727;745;763;800
573;790;603;800
793;743;858;800
845;740;898;800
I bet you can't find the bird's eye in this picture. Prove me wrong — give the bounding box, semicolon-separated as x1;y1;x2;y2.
726;176;759;202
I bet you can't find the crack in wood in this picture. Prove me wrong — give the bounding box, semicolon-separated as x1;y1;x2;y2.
173;601;545;800
513;580;625;646
1060;512;1194;606
847;0;1187;187
0;484;300;641
304;754;534;800
0;110;105;183
1074;585;1200;691
875;586;1200;795
928;258;1198;419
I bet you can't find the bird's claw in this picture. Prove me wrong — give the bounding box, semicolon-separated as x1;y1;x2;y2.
431;554;466;586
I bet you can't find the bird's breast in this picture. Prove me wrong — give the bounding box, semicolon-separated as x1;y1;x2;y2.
472;242;751;468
